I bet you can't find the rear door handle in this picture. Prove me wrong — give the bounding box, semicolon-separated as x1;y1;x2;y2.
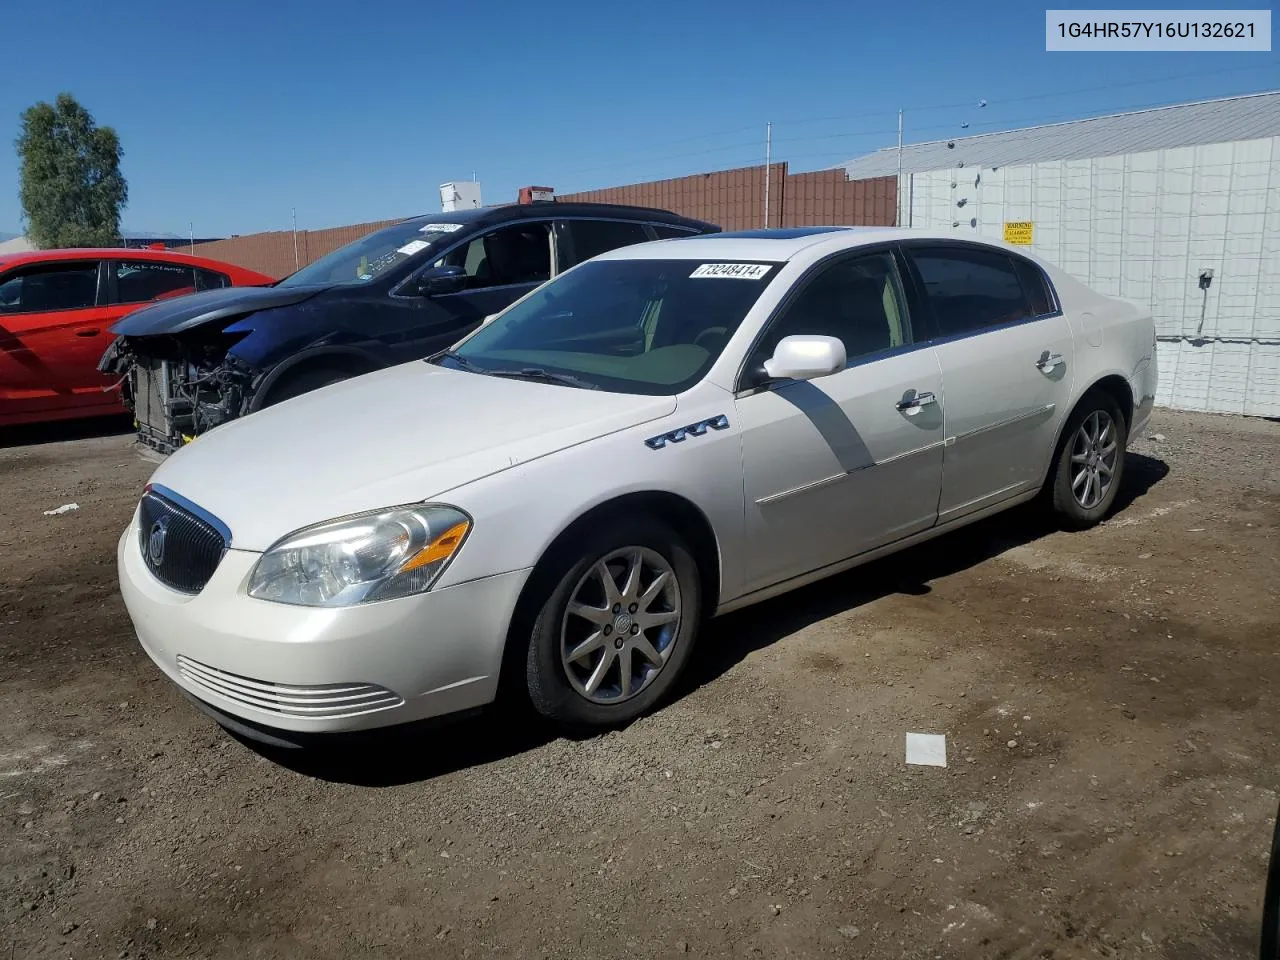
75;328;101;338
1036;352;1064;372
897;390;938;413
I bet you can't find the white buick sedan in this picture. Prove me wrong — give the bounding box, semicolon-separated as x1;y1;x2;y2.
116;227;1157;743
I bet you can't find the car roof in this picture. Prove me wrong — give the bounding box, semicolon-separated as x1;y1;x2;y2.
592;226;1036;262
0;246;273;278
398;202;718;232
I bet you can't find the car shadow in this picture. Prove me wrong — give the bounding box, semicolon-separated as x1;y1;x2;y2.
0;414;133;448
244;451;1169;787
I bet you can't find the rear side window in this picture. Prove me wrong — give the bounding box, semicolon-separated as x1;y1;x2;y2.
115;261;198;304
195;267;231;291
907;246;1034;338
562;219;650;268
1012;258;1055;316
0;262;100;313
651;224;699;240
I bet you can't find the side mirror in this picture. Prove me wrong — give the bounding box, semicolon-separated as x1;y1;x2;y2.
415;265;467;297
763;335;847;382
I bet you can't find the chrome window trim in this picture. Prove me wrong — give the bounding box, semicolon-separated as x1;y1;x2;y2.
897;239;1065;346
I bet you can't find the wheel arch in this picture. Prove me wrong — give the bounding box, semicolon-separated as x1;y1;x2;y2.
1042;372;1135;489
248;346;384;411
495;490;723;696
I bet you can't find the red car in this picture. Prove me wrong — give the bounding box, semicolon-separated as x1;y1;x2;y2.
0;248;273;427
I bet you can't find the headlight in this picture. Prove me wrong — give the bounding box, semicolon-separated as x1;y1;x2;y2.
247;505;470;607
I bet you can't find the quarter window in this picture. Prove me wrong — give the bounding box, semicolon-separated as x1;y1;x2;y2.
0;262;100;313
562;219;650;268
651;225;697;240
754;252;911;368
433;222;551;290
907;246;1035;337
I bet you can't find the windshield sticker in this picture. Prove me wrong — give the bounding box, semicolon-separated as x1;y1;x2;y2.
689;263;772;280
420;222;464;234
397;239;431;256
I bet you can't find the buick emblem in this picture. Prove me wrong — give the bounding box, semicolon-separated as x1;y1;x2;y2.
147;517;169;566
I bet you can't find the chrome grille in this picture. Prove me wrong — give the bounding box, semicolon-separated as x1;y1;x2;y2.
176;657;404;719
137;489;227;594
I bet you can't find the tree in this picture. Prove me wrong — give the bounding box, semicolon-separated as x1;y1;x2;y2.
16;93;128;249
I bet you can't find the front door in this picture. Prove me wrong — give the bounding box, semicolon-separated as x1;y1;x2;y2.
396;221;555;360
903;243;1076;523
735;249;945;594
0;259;119;421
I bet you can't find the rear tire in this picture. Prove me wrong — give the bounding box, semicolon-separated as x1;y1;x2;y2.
524;516;701;731
1048;391;1127;530
259;366;354;408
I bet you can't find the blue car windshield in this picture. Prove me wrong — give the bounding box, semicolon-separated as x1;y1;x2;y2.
277;219;469;287
443;258;782;395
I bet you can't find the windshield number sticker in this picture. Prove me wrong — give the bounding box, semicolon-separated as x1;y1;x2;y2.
397;239;431;256
690;263;771;280
420;223;464;234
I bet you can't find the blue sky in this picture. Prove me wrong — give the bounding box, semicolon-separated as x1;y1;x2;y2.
1;0;1275;237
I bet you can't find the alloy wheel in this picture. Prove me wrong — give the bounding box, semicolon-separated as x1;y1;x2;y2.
559;547;682;704
1070;409;1118;509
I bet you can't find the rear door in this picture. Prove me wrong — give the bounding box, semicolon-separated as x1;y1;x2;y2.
553;218;652;272
902;242;1075;523
0;258;119;420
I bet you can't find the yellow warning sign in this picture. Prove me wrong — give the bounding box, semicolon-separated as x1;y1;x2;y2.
1003;221;1034;245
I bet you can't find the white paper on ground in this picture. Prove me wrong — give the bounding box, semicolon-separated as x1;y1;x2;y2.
905;733;947;767
43;503;80;516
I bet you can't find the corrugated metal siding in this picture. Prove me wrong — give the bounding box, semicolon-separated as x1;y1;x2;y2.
841;91;1280;179
560;164;896;230
906;135;1280;417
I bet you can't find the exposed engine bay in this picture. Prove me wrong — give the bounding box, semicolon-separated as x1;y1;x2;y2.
99;330;258;455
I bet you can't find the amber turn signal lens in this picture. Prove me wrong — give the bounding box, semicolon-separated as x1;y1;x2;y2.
400;520;470;572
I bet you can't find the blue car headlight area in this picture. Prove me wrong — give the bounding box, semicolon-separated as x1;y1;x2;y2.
247;504;471;607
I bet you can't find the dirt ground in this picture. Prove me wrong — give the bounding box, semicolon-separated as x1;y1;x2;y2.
1;409;1278;960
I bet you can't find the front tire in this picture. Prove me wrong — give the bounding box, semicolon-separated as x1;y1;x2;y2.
1049;391;1127;529
524;517;702;730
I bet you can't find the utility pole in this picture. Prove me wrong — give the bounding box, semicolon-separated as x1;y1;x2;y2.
291;208;300;270
896;108;904;227
763;121;772;229
189;221;194;254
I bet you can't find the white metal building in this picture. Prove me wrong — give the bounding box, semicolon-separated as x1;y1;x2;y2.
840;92;1280;417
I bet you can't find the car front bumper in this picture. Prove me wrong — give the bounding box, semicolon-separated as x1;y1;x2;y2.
117;520;531;735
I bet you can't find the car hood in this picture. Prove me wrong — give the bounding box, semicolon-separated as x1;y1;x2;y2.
109;283;330;336
147;361;677;551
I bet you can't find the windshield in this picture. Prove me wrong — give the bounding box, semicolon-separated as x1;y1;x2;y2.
278;219;469;287
443;258;782;395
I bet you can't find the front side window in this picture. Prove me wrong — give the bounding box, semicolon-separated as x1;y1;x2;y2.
445;258;781;395
278;218;471;288
433;222;551;289
907;246;1035;338
561;219;650;269
115;261;197;304
752;251;910;368
0;262;99;314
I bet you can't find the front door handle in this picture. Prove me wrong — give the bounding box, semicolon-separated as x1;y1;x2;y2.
897;390;938;413
75;328;101;338
1036;351;1064;373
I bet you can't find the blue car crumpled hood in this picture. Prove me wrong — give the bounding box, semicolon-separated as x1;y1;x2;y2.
109;283;331;336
